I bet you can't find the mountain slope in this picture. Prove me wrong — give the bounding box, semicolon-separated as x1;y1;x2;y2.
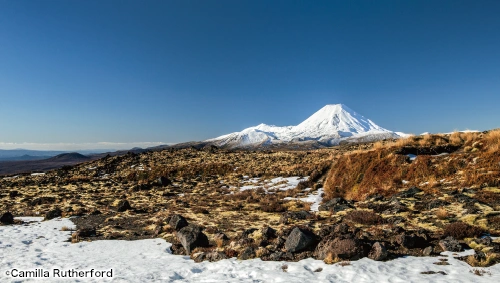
207;104;405;148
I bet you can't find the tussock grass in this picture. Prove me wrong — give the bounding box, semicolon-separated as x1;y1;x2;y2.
435;207;449;220
443;222;485;240
324;129;500;201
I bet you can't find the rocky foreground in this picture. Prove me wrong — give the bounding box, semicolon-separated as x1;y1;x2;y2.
1;130;500;269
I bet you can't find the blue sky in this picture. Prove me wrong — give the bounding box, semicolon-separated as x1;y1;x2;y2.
1;0;499;150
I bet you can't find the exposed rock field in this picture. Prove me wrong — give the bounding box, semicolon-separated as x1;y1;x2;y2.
1;130;499;268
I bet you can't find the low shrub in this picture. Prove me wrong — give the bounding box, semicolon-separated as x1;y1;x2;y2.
259;197;286;213
443;222;485;240
343;210;384;225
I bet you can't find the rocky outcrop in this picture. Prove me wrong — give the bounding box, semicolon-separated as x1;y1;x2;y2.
284;227;315;253
168;214;188;231
177;224;209;255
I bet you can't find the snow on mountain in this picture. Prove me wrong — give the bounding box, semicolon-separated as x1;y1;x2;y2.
207;104;405;148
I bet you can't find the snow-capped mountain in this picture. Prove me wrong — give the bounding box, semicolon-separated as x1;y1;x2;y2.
206;104;406;148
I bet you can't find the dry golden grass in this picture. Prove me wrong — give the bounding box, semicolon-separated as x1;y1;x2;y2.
393;135;416;147
484;129;500;154
324;129;500;201
372;141;385;150
215;238;225;248
323;252;337;264
450;132;463;146
435;207;449;220
427;175;440;188
466;254;499;267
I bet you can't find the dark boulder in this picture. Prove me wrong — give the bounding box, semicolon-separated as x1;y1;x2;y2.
318;223;350;238
398;186;422;198
439;236;462;252
394;233;416;249
176;224;209;255
116;200;132;212
45;208;62;220
238;247;256;260
168;214;188;231
262;226;277;239
318;198;354;212
74;227;96;237
315;235;365;260
242;228;258;238
0;212;14;224
284;227;315;253
279;211;313;224
368;242;388;261
158;176;172;186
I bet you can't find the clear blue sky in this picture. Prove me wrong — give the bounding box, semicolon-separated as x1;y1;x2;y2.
1;0;499;149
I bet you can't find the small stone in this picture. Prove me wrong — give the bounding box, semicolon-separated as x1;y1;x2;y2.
45;208;62;220
0;212;14;224
368;242;388;261
116;200;132;212
191;252;206;263
205;251;228;262
423;246;433;256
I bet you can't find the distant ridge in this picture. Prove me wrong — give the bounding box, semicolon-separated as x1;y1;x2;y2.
205;104;406;149
47;152;90;162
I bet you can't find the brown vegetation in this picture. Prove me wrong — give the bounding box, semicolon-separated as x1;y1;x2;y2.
443;222;484;240
325;130;500;201
343;210;384;225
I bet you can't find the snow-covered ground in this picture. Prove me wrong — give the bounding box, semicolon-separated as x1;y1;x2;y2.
285;188;324;212
239;176;308;192
1;218;499;282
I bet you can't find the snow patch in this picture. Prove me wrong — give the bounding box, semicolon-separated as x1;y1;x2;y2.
1;217;498;282
239;176;308;192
